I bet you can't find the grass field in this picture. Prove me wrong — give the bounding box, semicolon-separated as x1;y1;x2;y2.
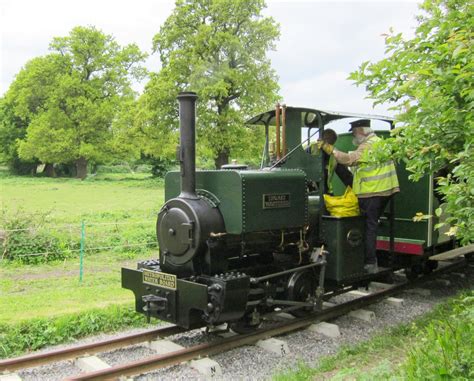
0;169;164;222
0;253;146;323
0;169;165;324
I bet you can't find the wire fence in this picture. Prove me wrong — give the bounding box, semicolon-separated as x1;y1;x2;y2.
0;218;158;281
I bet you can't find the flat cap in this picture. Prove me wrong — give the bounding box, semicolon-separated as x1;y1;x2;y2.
349;119;371;131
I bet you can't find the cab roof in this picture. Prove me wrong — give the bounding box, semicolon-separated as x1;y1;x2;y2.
246;107;394;127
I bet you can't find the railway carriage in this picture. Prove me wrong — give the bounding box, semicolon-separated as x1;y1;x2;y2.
122;92;455;331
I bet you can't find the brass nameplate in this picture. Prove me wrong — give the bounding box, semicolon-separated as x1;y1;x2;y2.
143;269;177;290
263;193;291;209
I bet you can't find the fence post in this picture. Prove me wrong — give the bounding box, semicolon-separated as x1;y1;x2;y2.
79;220;85;283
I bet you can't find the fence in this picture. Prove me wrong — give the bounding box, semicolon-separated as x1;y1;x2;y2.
0;218;158;282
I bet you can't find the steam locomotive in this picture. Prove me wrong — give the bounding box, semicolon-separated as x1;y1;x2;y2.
122;92;454;331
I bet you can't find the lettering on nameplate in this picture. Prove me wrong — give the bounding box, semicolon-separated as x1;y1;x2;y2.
263;193;291;209
143;269;177;290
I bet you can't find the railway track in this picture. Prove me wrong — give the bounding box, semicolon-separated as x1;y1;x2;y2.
0;256;470;381
0;326;185;373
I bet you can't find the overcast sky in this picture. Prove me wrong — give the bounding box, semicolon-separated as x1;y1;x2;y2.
1;0;421;123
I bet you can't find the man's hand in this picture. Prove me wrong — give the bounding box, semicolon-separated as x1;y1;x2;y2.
316;140;334;155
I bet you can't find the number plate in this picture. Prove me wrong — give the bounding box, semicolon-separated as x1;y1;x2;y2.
143;269;177;290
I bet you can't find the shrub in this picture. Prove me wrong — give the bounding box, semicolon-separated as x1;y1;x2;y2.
401;293;474;380
0;210;77;264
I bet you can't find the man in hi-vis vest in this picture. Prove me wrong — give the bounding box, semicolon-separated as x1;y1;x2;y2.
317;119;400;273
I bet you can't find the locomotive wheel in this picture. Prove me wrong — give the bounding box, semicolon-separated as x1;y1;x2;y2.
405;263;423;281
287;269;317;317
423;260;438;274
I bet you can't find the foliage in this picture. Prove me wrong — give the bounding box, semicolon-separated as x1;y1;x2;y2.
0;305;147;358
4;26;147;178
0;209;76;264
0;59;50;174
401;294;473;380
137;0;280;168
349;0;473;244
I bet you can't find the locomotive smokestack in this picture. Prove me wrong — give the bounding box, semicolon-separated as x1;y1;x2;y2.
177;91;198;199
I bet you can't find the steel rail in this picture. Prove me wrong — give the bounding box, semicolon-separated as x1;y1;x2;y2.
66;258;467;381
0;325;185;373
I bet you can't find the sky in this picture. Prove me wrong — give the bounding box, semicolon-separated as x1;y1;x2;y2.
0;0;422;126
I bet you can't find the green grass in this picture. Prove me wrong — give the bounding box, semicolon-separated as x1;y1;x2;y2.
0;304;150;358
274;291;474;380
0;251;156;323
0;170;180;357
0;170;165;263
0;170;164;223
0;171;163;353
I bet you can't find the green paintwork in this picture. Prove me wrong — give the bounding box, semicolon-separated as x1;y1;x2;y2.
321;215;365;282
165;169;308;234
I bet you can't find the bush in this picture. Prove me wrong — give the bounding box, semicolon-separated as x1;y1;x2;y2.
401;293;474;380
0;210;77;264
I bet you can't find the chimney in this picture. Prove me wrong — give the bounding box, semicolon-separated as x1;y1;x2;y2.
177;92;198;199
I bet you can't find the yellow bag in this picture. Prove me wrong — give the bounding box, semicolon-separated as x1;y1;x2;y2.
323;186;360;217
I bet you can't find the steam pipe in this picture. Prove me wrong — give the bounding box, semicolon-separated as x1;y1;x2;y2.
177;91;199;199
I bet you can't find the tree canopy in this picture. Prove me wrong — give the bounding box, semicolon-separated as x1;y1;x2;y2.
138;0;280;168
7;26;147;178
349;0;473;244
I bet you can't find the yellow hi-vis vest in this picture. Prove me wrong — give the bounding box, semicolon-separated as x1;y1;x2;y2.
327;154;337;194
352;135;399;197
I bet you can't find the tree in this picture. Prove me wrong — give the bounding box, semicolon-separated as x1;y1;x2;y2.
139;0;280;168
0;55;67;174
14;26;146;178
349;0;473;244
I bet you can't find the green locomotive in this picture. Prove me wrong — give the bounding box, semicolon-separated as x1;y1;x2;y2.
122;92;453;331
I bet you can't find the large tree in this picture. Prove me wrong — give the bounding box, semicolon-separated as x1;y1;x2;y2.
13;26;146;178
0;55;67;174
139;0;280;168
349;0;473;244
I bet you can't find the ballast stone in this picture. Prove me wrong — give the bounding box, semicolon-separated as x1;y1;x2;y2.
385;297;405;307
190;358;222;377
75;356;111;372
0;374;22;381
256;338;290;356
308;322;341;338
147;340;185;354
349;309;376;323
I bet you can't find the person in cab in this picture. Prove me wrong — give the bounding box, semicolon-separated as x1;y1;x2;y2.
317;119;399;273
